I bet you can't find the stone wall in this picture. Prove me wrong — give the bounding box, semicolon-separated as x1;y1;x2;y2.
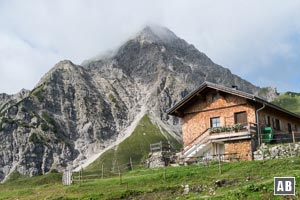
146;151;173;168
224;140;252;160
253;143;300;160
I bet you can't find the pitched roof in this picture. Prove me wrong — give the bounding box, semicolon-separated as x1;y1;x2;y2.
167;81;300;119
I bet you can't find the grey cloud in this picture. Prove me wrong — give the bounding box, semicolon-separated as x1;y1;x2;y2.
0;0;300;93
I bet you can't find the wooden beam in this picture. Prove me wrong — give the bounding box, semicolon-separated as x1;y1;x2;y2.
184;103;248;115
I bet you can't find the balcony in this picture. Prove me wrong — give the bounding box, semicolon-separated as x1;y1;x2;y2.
209;123;257;142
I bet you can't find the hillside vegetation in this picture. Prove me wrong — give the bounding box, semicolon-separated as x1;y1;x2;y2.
1;158;300;199
272;92;300;115
85;114;181;174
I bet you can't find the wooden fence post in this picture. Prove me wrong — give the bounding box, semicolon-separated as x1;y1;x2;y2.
79;168;82;187
292;131;295;143
130;157;133;170
101;164;104;179
218;154;222;174
119;171;122;185
81;168;83;183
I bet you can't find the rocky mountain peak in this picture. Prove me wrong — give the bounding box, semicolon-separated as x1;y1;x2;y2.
36;60;81;86
47;60;78;74
136;25;179;44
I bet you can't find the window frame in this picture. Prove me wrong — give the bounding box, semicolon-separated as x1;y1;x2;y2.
234;111;247;124
210;117;221;128
212;93;218;102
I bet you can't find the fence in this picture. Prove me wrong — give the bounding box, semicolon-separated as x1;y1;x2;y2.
71;161;162;185
70;157;149;184
150;141;171;152
261;131;300;144
63;155;239;186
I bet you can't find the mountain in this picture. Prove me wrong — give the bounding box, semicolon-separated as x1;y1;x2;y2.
272;92;300;115
0;25;276;182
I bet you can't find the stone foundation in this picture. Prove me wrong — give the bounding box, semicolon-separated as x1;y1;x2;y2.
253;143;300;160
146;151;173;168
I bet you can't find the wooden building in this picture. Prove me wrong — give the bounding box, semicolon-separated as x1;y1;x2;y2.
167;82;300;162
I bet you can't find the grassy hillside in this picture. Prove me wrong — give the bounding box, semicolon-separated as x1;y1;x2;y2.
272;92;300;115
85;114;182;174
1;158;300;199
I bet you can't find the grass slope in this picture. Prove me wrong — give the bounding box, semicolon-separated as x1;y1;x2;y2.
272;92;300;115
2;158;300;199
85;114;181;174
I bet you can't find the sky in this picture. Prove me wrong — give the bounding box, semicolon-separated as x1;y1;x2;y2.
0;0;300;94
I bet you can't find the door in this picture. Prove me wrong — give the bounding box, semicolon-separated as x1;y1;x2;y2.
234;111;247;124
288;123;292;133
214;143;225;155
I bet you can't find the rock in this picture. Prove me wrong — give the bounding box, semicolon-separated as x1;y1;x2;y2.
254;142;300;161
182;184;189;195
215;180;226;187
146;151;171;168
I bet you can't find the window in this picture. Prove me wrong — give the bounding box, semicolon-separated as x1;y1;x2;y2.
212;94;218;102
295;124;298;131
234;111;247;124
267;116;271;127
210;117;221;128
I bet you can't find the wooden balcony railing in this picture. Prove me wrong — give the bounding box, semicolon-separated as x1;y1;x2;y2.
209;123;257;142
183;128;210;152
183;123;258;153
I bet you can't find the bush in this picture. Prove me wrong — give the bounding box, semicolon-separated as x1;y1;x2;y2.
41;123;49;132
41;112;58;133
32;87;44;102
29;133;45;144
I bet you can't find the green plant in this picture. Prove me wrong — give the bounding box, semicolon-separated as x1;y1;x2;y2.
41;112;58;133
232;123;243;131
18;121;33;128
32;87;44;102
41;123;49;132
29;133;45;144
210;123;245;134
109;94;119;107
272;92;300;115
246;184;266;192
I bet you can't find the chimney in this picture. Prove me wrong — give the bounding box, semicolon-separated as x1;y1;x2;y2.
232;85;238;90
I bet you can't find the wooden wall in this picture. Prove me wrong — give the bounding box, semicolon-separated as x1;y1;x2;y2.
224;140;252;160
258;108;300;133
182;91;256;146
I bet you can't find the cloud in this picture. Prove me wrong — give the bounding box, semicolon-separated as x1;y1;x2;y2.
0;0;300;93
0;31;59;93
